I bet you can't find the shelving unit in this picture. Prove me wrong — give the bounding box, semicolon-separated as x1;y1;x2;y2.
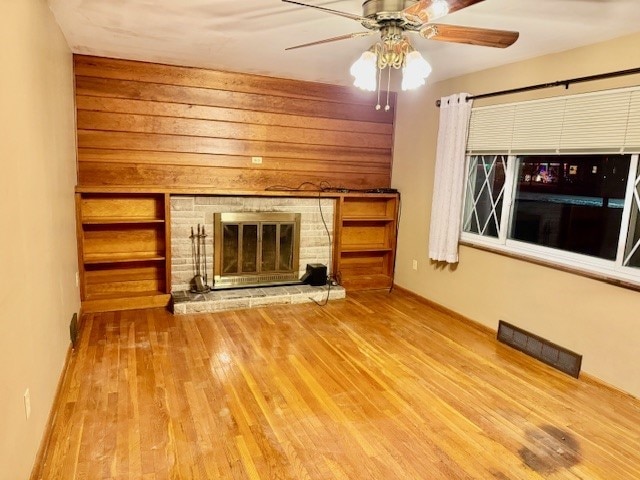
75;189;398;311
76;193;171;313
334;194;399;291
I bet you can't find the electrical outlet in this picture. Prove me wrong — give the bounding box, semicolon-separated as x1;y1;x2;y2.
412;259;418;271
75;271;80;288
251;156;263;164
24;389;31;420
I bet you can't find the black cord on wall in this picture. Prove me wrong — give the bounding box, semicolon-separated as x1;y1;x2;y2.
310;188;332;306
265;181;333;306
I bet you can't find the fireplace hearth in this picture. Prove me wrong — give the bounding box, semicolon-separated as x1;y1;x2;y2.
172;283;345;315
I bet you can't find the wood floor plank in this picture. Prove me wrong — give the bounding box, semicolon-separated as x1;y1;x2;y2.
32;290;640;479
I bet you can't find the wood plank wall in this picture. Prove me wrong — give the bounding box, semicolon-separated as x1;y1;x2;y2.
74;55;396;191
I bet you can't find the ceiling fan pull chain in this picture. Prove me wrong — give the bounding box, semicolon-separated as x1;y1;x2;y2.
385;66;391;112
376;65;383;110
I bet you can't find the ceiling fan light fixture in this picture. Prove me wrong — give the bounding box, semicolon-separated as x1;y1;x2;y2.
350;49;377;91
351;40;431;93
401;50;432;90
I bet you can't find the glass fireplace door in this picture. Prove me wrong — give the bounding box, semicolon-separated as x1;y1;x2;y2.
214;213;301;288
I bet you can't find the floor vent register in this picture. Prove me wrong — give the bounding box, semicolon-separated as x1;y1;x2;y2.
497;320;582;378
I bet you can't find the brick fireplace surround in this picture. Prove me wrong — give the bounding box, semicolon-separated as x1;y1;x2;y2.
170;195;345;314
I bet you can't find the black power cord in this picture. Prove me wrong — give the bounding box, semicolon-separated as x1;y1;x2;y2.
265;181;333;306
309;188;332;306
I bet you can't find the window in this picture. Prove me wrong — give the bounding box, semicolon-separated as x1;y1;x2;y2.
511;155;629;260
462;153;640;283
461;85;640;284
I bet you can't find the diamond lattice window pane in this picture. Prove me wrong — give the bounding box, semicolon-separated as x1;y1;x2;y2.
624;175;640;268
463;155;508;238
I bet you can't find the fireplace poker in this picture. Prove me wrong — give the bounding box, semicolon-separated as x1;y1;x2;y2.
201;224;208;286
190;223;210;293
197;224;202;278
190;226;196;278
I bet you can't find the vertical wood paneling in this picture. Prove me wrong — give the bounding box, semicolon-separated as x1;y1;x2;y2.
74;55;396;190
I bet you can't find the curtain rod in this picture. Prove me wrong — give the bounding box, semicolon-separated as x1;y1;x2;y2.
435;66;640;107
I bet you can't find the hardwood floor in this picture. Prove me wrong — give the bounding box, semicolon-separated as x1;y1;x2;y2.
33;290;640;479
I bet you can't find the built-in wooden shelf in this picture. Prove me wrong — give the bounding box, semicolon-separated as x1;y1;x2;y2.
83;252;166;264
85;290;167;301
76;192;171;312
81;293;172;314
340;273;394;291
334;194;399;291
342;217;396;223
340;246;394;253
82;217;165;225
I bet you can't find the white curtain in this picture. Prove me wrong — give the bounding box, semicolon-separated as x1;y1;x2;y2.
428;93;473;263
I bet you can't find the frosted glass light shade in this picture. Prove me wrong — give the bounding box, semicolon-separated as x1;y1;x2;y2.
350;50;377;91
401;51;432;90
426;0;450;21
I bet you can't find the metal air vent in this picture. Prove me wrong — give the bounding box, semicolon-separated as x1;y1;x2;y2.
497;320;582;378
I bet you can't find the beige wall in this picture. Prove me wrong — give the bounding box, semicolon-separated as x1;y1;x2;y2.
0;1;78;478
392;32;640;398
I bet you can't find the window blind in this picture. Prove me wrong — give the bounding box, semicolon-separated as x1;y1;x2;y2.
467;86;640;154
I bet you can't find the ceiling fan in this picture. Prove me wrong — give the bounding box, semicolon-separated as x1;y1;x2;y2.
282;0;519;96
284;0;519;51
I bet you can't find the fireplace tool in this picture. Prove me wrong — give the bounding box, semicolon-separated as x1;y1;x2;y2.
190;224;211;293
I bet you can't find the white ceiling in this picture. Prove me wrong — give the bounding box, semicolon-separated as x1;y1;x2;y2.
48;0;640;88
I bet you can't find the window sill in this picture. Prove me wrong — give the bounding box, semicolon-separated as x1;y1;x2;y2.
459;239;640;293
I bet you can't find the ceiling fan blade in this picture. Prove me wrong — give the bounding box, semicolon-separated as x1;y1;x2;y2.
420;24;519;48
404;0;485;24
282;0;374;25
285;31;375;51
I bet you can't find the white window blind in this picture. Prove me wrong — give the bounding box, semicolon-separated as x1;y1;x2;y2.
466;104;515;152
467;86;640;154
626;90;640;151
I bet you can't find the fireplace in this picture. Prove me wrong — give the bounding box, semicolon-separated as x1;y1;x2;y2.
170;196;334;293
214;212;301;288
